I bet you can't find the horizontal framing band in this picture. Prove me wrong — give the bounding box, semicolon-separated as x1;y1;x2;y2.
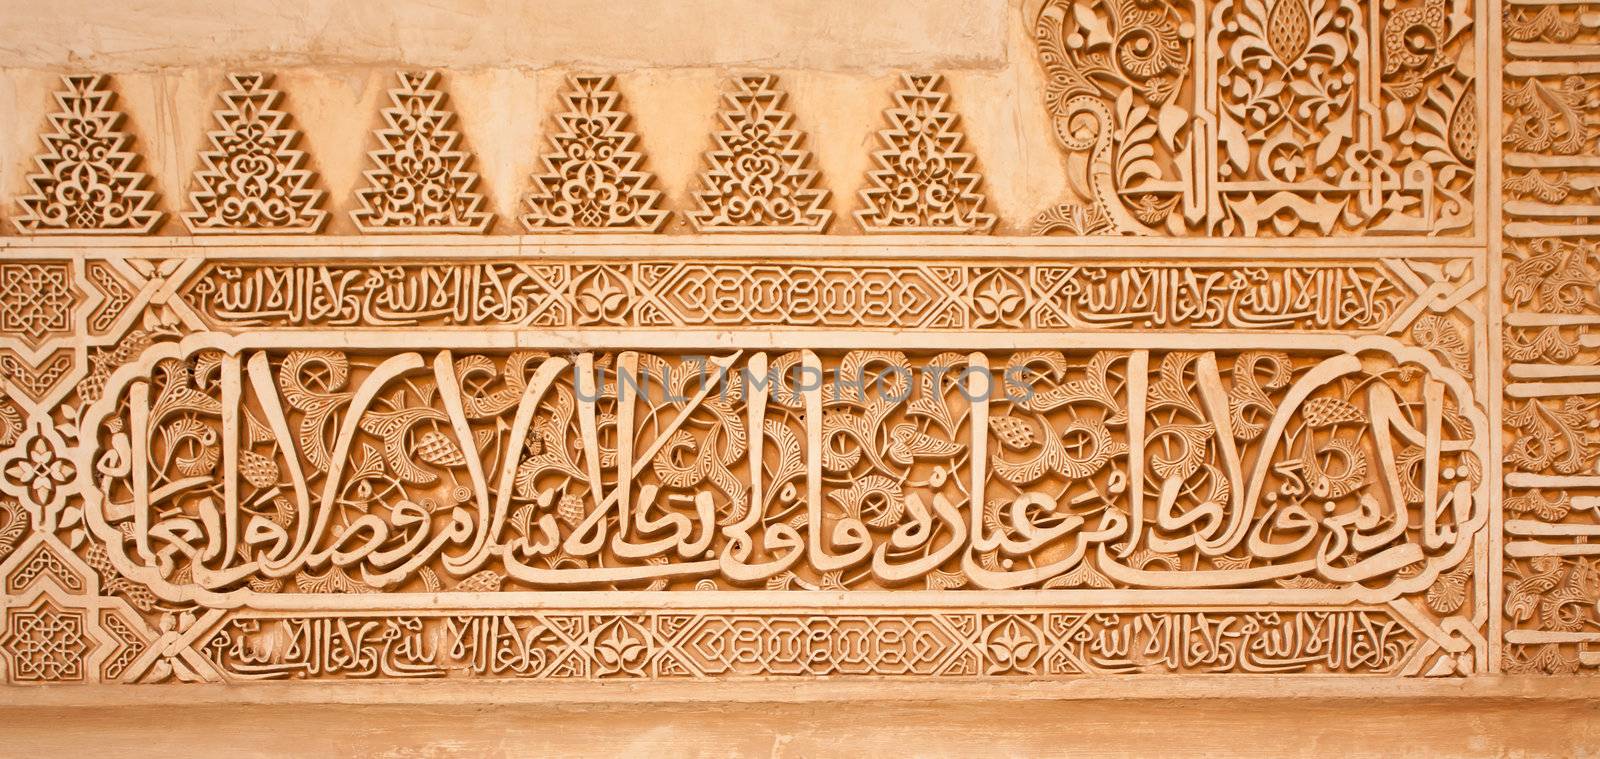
131;330;1452;350
0;235;1488;260
112;588;1388;611
2;675;1595;707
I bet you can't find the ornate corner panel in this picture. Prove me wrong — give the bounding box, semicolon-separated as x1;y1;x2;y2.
522;75;670;233
182;73;329;235
14;75;163;235
1028;0;1479;237
352;71;493;234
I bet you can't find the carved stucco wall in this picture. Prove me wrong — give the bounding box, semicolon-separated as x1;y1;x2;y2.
0;0;1595;755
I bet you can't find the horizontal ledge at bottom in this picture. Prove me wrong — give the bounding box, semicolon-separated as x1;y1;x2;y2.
2;676;1595;708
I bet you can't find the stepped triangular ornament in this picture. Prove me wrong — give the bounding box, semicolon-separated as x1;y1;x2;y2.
182;72;328;234
856;74;995;234
353;70;492;233
14;74;163;234
688;74;831;233
522;74;669;232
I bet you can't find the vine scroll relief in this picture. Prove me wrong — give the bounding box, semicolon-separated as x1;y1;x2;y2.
1499;0;1600;675
1030;0;1477;236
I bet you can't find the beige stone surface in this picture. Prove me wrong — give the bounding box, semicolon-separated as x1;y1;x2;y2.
0;0;1592;755
0;678;1593;757
3;682;1599;758
0;0;1009;71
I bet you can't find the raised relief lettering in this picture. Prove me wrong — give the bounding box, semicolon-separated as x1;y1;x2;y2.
0;0;1520;689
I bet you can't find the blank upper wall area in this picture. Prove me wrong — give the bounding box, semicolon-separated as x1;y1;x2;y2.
0;0;1011;71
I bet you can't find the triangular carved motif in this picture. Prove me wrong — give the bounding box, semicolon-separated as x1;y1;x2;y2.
522;75;669;232
182;72;327;234
688;74;831;233
855;74;994;234
353;70;492;233
14;75;163;235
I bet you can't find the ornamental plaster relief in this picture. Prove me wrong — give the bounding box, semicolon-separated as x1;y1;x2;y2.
0;0;1593;709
